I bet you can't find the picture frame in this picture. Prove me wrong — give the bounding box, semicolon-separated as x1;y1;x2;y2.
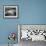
18;24;46;42
4;5;18;18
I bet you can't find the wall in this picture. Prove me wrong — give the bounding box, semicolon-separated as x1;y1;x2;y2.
0;0;46;44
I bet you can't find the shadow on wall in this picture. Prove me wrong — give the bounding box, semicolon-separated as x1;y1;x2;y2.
19;40;46;46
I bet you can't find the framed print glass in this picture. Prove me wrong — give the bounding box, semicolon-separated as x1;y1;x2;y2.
4;5;18;18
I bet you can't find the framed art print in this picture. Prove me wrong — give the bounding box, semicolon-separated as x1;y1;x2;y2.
18;24;46;41
4;5;18;18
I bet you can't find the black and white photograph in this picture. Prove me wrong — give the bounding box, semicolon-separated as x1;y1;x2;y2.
18;25;46;41
4;5;18;18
